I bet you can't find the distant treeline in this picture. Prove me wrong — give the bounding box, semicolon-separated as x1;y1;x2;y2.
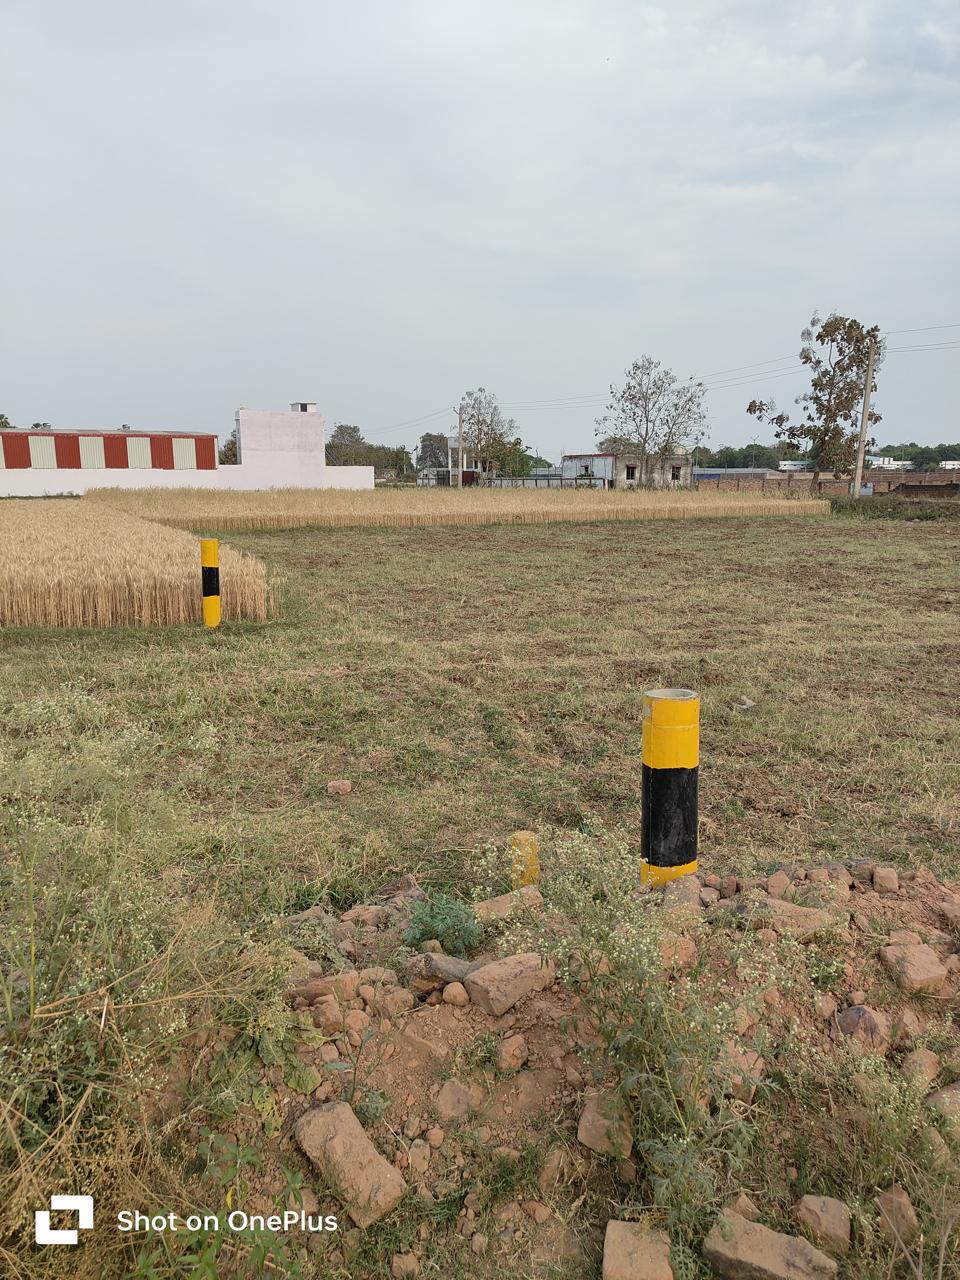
692;441;960;471
872;442;960;469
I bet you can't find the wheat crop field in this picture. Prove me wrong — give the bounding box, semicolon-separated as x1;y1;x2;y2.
87;484;828;531
0;500;272;627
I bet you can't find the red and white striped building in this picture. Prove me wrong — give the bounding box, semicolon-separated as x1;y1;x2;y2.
0;403;374;495
0;429;217;473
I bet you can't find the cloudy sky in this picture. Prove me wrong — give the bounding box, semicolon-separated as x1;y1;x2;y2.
2;1;958;459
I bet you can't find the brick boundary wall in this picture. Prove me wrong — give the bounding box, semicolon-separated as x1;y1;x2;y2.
697;472;959;497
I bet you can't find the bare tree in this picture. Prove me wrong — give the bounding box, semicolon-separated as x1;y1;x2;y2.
458;388;518;484
596;357;706;485
748;312;883;491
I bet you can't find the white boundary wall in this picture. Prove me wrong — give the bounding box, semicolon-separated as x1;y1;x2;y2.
0;405;374;496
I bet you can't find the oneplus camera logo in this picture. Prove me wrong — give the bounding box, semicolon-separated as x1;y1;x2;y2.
35;1195;94;1245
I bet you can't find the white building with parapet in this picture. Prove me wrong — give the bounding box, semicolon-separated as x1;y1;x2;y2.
0;401;373;496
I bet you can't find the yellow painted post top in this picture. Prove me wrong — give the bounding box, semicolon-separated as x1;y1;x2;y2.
200;538;220;568
641;687;699;770
510;829;541;888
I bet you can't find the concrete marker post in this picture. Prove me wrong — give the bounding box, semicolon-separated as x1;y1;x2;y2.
510;830;540;889
200;538;221;629
640;687;698;887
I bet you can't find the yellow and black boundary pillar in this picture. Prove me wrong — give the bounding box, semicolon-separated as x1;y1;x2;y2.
200;538;221;629
640;687;698;887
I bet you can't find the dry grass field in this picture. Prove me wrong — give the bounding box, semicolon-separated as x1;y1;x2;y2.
0;500;272;627
1;514;957;1278
88;484;828;530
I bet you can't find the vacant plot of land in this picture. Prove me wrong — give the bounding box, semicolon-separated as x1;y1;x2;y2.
87;484;828;530
0;500;272;627
1;516;957;1277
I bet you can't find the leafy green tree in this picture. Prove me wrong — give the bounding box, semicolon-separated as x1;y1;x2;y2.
325;423;367;466
0;413;13;429
748;312;883;487
417;431;449;471
488;435;534;477
218;428;238;464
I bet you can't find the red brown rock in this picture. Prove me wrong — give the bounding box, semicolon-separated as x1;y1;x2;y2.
602;1221;674;1280
473;885;543;924
901;1048;939;1089
836;1005;891;1055
875;1186;918;1245
878;943;948;994
926;1081;960;1134
660;929;697;972
795;1195;851;1255
498;1034;528;1071
872;867;899;895
577;1090;633;1158
295;1102;405;1227
703;1210;838;1279
464;954;555;1016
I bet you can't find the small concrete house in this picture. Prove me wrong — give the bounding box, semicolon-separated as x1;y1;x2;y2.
560;449;692;489
615;451;693;489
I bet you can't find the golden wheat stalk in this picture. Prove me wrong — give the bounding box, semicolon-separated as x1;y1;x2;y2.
86;486;829;531
0;501;272;628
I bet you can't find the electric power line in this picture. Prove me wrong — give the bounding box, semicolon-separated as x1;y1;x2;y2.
886;341;960;352
365;327;959;440
883;323;960;336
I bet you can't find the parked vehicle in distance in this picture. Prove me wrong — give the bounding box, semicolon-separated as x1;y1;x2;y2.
777;460;806;471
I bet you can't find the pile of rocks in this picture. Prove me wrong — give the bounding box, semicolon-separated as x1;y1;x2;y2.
273;860;959;1276
688;861;960;1138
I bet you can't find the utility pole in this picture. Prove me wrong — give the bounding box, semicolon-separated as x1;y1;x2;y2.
456;404;464;489
851;336;877;498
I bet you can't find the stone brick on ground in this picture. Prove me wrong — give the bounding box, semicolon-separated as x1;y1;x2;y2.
836;1005;891;1055
603;1221;673;1280
473;885;543;924
294;1102;405;1227
726;1192;760;1221
464;953;555;1016
878;943;948;994
498;1033;528;1071
876;1186;918;1244
736;896;840;941
795;1196;851;1255
873;867;899;894
926;1081;960;1134
435;1079;480;1121
901;1048;939;1089
577;1089;633;1158
703;1210;838;1279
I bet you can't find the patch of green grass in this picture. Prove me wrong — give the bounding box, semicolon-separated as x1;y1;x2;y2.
403;894;483;956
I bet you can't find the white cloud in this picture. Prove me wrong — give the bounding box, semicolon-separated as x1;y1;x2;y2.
0;0;957;451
